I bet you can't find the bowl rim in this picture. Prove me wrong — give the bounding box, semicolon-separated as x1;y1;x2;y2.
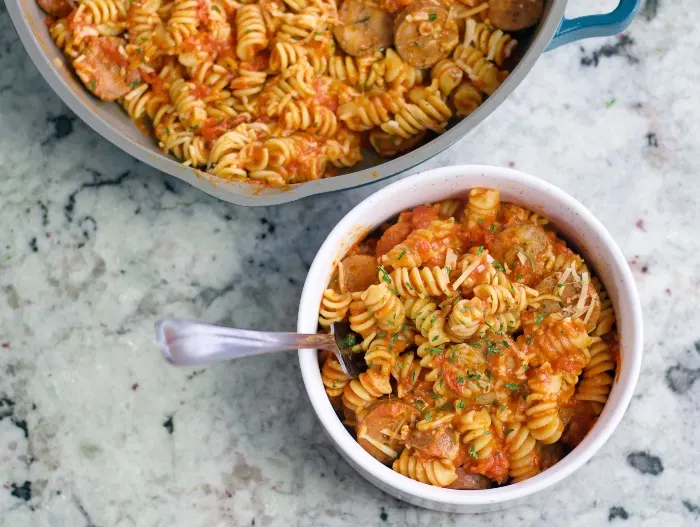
297;164;643;506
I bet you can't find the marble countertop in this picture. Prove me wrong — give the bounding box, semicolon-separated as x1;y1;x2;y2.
1;0;699;525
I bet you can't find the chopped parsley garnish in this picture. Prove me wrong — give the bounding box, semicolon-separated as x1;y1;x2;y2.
492;259;505;272
130;79;140;88
486;340;501;356
430;391;439;400
340;334;356;348
431;335;439;342
515;273;522;281
457;375;465;384
525;334;534;344
483;430;490;436
505;428;514;435
470;443;477;459
212;4;221;12
456;400;465;409
412;370;416;382
477;218;484;224
535;312;547;325
476;246;484;255
428;12;437;21
429;347;442;356
390;331;400;345
449;348;456;364
522;363;528;371
397;249;406;260
424;412;432;421
88;78;96;91
440;402;452;411
467;373;481;380
501;340;510;349
397;362;404;370
378;265;392;285
505;383;520;391
488;223;495;233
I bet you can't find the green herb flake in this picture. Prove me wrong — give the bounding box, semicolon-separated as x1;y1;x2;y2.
430;391;439;400
467;373;481;380
522;363;528;371
456;400;465;409
515;273;522;281
505;428;514;435
605;98;616;108
397;249;406;261
449;348;456;364
341;334;356;348
457;375;465;384
488;223;495;233
88;78;96;91
424;412;432;421
212;4;220;12
440;402;451;411
501;340;510;349
431;335;439;342
535;312;547;325
483;430;490;435
429;347;442;356
397;362;404;370
428;12;437;21
476;246;484;255
390;332;400;345
470;443;477;459
525;334;534;344
492;259;505;272
412;370;416;382
130;79;140;88
165;127;171;136
505;383;520;391
378;265;392;285
477;218;484;224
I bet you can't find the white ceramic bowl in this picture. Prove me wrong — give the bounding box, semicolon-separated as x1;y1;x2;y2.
297;165;643;513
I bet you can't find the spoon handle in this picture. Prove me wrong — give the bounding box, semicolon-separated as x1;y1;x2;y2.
155;318;336;366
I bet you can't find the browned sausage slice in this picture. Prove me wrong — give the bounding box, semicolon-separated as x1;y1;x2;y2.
356;399;419;464
446;467;493;489
37;0;76;18
333;0;394;57
73;37;135;101
488;0;544;31
394;0;459;68
340;254;379;293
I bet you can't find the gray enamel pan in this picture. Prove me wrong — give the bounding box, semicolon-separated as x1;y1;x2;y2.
6;0;640;206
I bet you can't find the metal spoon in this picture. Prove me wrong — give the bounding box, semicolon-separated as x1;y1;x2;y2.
155;318;367;378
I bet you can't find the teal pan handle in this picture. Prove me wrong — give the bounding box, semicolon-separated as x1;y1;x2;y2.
547;0;642;50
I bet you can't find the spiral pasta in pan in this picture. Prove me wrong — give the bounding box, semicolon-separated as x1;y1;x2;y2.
317;186;619;489
39;0;543;186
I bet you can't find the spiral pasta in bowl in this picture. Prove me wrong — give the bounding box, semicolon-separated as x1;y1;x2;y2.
298;165;642;512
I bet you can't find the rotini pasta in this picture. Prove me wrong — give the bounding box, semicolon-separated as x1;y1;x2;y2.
317;186;618;489
42;0;541;186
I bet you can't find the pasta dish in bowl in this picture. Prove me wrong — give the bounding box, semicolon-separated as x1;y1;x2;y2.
297;165;642;511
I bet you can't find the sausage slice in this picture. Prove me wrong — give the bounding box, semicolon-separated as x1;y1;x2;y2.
73;37;136;101
488;0;544;32
356;399;419;464
333;0;394;57
339;254;379;293
37;0;76;17
446;467;493;490
394;0;459;68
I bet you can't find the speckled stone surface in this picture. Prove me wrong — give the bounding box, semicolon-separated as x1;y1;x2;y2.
1;0;699;525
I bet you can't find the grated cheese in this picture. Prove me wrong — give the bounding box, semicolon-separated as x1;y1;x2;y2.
358;432;399;459
517;251;528;265
338;262;347;294
476;264;485;272
452;258;481;289
582;295;597;325
574;271;590;317
554;267;572;297
445;248;457;271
